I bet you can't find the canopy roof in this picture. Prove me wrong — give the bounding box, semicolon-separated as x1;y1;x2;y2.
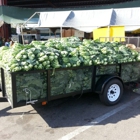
0;5;42;27
37;9;113;32
1;5;140;32
25;7;140;32
38;11;72;27
29;9;114;32
63;9;113;32
112;7;140;31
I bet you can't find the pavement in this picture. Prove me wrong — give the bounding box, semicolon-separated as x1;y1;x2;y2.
1;87;140;140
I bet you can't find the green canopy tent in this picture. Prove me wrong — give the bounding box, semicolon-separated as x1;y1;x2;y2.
0;5;44;44
0;5;40;27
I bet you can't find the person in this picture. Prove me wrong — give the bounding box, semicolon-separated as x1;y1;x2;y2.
9;39;14;47
5;39;10;47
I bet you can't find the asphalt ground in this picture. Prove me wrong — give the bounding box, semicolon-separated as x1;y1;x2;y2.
1;86;140;140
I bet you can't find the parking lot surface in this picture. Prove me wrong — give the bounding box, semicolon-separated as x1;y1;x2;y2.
1;87;140;140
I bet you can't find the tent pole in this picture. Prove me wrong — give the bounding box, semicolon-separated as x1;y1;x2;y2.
49;28;51;38
21;26;24;45
60;27;62;38
23;12;38;26
108;25;110;41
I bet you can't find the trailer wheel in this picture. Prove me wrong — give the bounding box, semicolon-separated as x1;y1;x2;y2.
99;79;123;106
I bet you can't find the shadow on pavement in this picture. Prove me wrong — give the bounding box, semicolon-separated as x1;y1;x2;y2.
31;87;140;128
0;97;7;102
0;105;37;117
0;106;11;115
1;87;140;129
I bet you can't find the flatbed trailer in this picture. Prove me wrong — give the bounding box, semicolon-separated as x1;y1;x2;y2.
1;61;140;108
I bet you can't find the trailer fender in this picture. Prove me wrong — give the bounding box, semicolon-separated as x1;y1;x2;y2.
95;75;124;94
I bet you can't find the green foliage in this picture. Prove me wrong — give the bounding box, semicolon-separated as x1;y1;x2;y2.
0;36;140;72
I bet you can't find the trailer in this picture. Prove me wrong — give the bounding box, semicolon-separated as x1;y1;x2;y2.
1;61;140;108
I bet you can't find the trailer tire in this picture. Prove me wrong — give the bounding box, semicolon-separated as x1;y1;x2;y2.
99;79;123;106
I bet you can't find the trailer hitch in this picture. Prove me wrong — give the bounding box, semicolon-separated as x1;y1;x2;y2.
23;88;38;105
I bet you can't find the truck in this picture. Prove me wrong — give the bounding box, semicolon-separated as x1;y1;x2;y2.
0;37;140;108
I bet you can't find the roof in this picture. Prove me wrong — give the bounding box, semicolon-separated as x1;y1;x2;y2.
2;5;140;32
32;7;140;32
33;9;113;32
38;11;72;27
112;7;140;31
63;9;113;32
7;0;134;8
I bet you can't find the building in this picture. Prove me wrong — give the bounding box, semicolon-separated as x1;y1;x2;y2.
0;0;140;41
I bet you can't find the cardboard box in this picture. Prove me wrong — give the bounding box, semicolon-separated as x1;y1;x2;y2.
62;29;75;37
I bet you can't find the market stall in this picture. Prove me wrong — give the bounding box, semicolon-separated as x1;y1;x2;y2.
23;8;114;39
23;7;140;42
